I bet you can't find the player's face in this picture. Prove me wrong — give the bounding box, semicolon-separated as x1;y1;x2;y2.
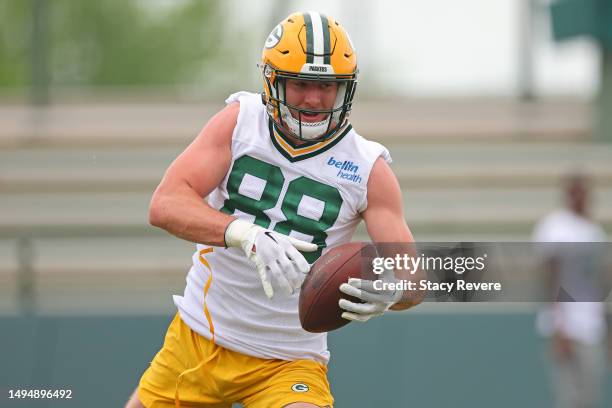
284;79;338;122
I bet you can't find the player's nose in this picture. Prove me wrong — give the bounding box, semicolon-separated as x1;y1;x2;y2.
302;87;324;109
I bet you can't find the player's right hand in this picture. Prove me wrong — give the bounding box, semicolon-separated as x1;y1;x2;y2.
224;219;317;298
338;260;403;322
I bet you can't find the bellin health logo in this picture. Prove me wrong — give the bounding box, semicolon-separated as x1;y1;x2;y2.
327;157;362;183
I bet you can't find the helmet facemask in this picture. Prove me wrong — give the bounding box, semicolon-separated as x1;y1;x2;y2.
262;65;357;142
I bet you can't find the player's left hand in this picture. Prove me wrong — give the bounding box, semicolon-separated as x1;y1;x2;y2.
338;263;403;322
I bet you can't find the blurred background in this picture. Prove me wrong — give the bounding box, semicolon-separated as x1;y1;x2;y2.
1;0;611;407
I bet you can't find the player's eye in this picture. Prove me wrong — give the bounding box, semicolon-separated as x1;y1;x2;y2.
319;82;336;91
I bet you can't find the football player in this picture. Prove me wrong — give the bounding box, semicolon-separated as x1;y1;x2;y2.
126;11;421;408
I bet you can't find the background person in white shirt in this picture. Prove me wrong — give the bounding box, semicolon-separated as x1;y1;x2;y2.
533;173;609;408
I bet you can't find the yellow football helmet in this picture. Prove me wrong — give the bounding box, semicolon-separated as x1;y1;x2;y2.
260;11;358;141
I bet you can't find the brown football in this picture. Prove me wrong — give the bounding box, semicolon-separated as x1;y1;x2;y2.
299;242;378;333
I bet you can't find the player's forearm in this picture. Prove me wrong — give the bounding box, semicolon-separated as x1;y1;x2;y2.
390;266;427;310
390;290;425;310
376;239;426;311
149;190;234;247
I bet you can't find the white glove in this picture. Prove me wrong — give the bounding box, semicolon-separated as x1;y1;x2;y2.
339;260;403;322
225;219;317;298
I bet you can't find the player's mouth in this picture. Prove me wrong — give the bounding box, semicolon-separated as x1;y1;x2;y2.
300;111;327;122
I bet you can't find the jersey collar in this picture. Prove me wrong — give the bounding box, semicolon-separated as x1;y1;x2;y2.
268;120;352;163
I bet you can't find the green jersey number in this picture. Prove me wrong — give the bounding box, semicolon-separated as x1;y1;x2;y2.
220;155;342;262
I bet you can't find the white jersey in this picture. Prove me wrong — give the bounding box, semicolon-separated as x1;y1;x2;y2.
533;209;608;344
174;91;390;363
